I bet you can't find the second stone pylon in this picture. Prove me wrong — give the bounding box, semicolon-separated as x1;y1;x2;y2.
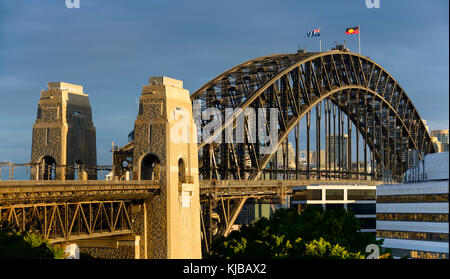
132;76;201;259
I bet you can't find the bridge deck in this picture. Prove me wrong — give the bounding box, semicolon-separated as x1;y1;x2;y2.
0;179;382;243
0;179;382;204
0;180;161;204
199;179;382;198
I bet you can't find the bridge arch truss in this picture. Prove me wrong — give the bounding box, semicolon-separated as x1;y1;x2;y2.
192;51;436;181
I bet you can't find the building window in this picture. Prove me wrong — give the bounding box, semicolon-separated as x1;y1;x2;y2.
178;158;186;183
325;204;344;210
377;230;449;242
376;213;448;222
377;194;448;203
293;189;322;201
348;189;376;200
359;218;376;229
347;203;376;215
293;190;308;201
411;250;448;259
326;189;344;200
309;190;322;200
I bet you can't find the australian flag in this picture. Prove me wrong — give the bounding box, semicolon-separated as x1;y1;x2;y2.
307;28;321;37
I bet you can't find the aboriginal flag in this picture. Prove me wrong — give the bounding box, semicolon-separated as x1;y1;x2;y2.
345;26;359;35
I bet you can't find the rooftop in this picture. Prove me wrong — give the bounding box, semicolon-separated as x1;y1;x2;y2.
47;82;84;94
149;76;183;88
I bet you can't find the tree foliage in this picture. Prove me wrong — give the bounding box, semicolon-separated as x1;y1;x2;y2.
210;207;384;259
0;224;65;259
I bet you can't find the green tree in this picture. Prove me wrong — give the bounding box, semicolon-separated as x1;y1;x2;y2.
209;207;382;259
301;238;364;259
212;233;364;259
294;206;381;252
0;224;65;259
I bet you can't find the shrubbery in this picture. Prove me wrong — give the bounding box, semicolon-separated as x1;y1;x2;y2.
0;224;65;259
209;207;389;259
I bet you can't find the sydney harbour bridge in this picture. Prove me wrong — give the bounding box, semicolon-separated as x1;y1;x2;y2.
0;47;436;258
192;47;434;181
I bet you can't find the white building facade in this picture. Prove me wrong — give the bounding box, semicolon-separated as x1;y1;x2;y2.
376;152;449;259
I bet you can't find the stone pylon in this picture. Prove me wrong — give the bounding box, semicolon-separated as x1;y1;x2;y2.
31;82;97;180
132;76;201;259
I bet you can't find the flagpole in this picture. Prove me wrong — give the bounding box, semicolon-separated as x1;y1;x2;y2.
319;26;322;52
358;25;361;54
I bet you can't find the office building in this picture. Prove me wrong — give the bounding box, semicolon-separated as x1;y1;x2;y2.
276;142;296;169
299;150;326;169
291;184;377;233
235;202;275;225
431;130;449;152
376;152;449;259
326;134;348;169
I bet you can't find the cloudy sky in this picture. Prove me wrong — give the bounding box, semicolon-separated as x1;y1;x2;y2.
0;0;448;168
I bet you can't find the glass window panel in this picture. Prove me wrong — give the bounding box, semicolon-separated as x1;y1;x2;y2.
359;218;376;229
293;190;308;201
348;189;376;200
347;203;376;215
326;189;344;200
376;213;448;222
377;230;449;242
308;189;322;200
377;194;448;203
325;204;344;210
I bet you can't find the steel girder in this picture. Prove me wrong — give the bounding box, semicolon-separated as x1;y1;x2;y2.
191;51;436;181
0;201;133;243
0;180;160;204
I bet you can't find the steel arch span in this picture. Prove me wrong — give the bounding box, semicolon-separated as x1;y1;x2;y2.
191;50;436;181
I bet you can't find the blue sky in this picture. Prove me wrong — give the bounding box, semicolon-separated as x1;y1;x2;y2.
0;0;448;168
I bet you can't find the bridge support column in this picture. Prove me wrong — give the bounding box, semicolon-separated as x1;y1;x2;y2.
133;76;201;259
30;82;97;180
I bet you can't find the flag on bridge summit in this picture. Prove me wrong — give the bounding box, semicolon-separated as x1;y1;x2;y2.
345;26;360;35
307;28;321;37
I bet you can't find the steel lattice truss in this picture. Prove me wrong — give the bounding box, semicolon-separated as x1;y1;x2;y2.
191;51;436;181
0;201;132;243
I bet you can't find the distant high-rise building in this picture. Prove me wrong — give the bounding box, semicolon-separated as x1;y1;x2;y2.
326;134;348;169
431;136;442;153
235;202;275;225
299;150;326;169
351;162;372;174
431;130;449;152
422;119;430;132
276;142;296;169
